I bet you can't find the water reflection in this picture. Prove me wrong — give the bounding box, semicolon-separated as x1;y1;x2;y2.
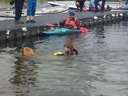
95;25;105;43
0;36;40;49
10;54;38;96
1;21;128;96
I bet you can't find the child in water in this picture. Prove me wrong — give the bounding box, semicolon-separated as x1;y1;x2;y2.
64;43;78;56
20;47;35;59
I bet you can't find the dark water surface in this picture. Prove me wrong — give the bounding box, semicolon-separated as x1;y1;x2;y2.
0;21;128;96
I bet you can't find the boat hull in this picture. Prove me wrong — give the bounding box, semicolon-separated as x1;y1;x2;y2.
41;28;80;35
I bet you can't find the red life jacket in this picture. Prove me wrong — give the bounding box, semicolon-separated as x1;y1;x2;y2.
64;17;80;28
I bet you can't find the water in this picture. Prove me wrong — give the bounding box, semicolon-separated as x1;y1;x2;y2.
0;21;128;96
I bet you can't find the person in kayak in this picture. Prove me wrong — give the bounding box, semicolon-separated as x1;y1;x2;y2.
60;12;89;33
26;0;37;23
62;12;80;29
75;0;86;11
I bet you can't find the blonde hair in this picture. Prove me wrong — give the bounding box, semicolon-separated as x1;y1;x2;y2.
20;47;34;57
64;39;74;49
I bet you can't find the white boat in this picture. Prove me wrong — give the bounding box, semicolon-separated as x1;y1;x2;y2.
36;6;69;14
0;5;69;18
48;1;77;9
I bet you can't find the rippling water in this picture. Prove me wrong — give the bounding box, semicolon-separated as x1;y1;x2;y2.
0;21;128;96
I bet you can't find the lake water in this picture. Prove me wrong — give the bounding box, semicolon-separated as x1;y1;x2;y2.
0;21;128;96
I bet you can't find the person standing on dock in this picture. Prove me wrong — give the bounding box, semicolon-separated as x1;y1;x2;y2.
10;0;24;24
94;0;105;11
124;0;128;9
89;0;95;11
26;0;37;23
75;0;86;11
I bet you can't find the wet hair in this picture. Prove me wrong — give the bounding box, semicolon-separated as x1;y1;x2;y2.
21;47;34;57
64;43;74;49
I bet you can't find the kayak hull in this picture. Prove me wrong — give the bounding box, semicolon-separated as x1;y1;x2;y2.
41;28;80;35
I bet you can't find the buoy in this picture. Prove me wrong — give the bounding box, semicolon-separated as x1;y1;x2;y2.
53;51;65;56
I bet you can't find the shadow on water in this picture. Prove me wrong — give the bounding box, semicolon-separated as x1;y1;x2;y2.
0;35;40;49
9;56;38;96
94;25;105;44
0;32;83;49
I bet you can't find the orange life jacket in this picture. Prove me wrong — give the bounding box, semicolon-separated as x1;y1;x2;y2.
64;17;80;28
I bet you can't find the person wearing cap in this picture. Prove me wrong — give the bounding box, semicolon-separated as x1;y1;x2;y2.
124;0;128;9
75;0;86;11
63;12;80;29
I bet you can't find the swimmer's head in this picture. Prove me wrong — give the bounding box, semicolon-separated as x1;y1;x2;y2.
20;47;34;57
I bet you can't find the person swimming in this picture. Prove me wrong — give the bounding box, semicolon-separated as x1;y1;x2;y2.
64;42;78;56
20;47;35;58
53;39;78;56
